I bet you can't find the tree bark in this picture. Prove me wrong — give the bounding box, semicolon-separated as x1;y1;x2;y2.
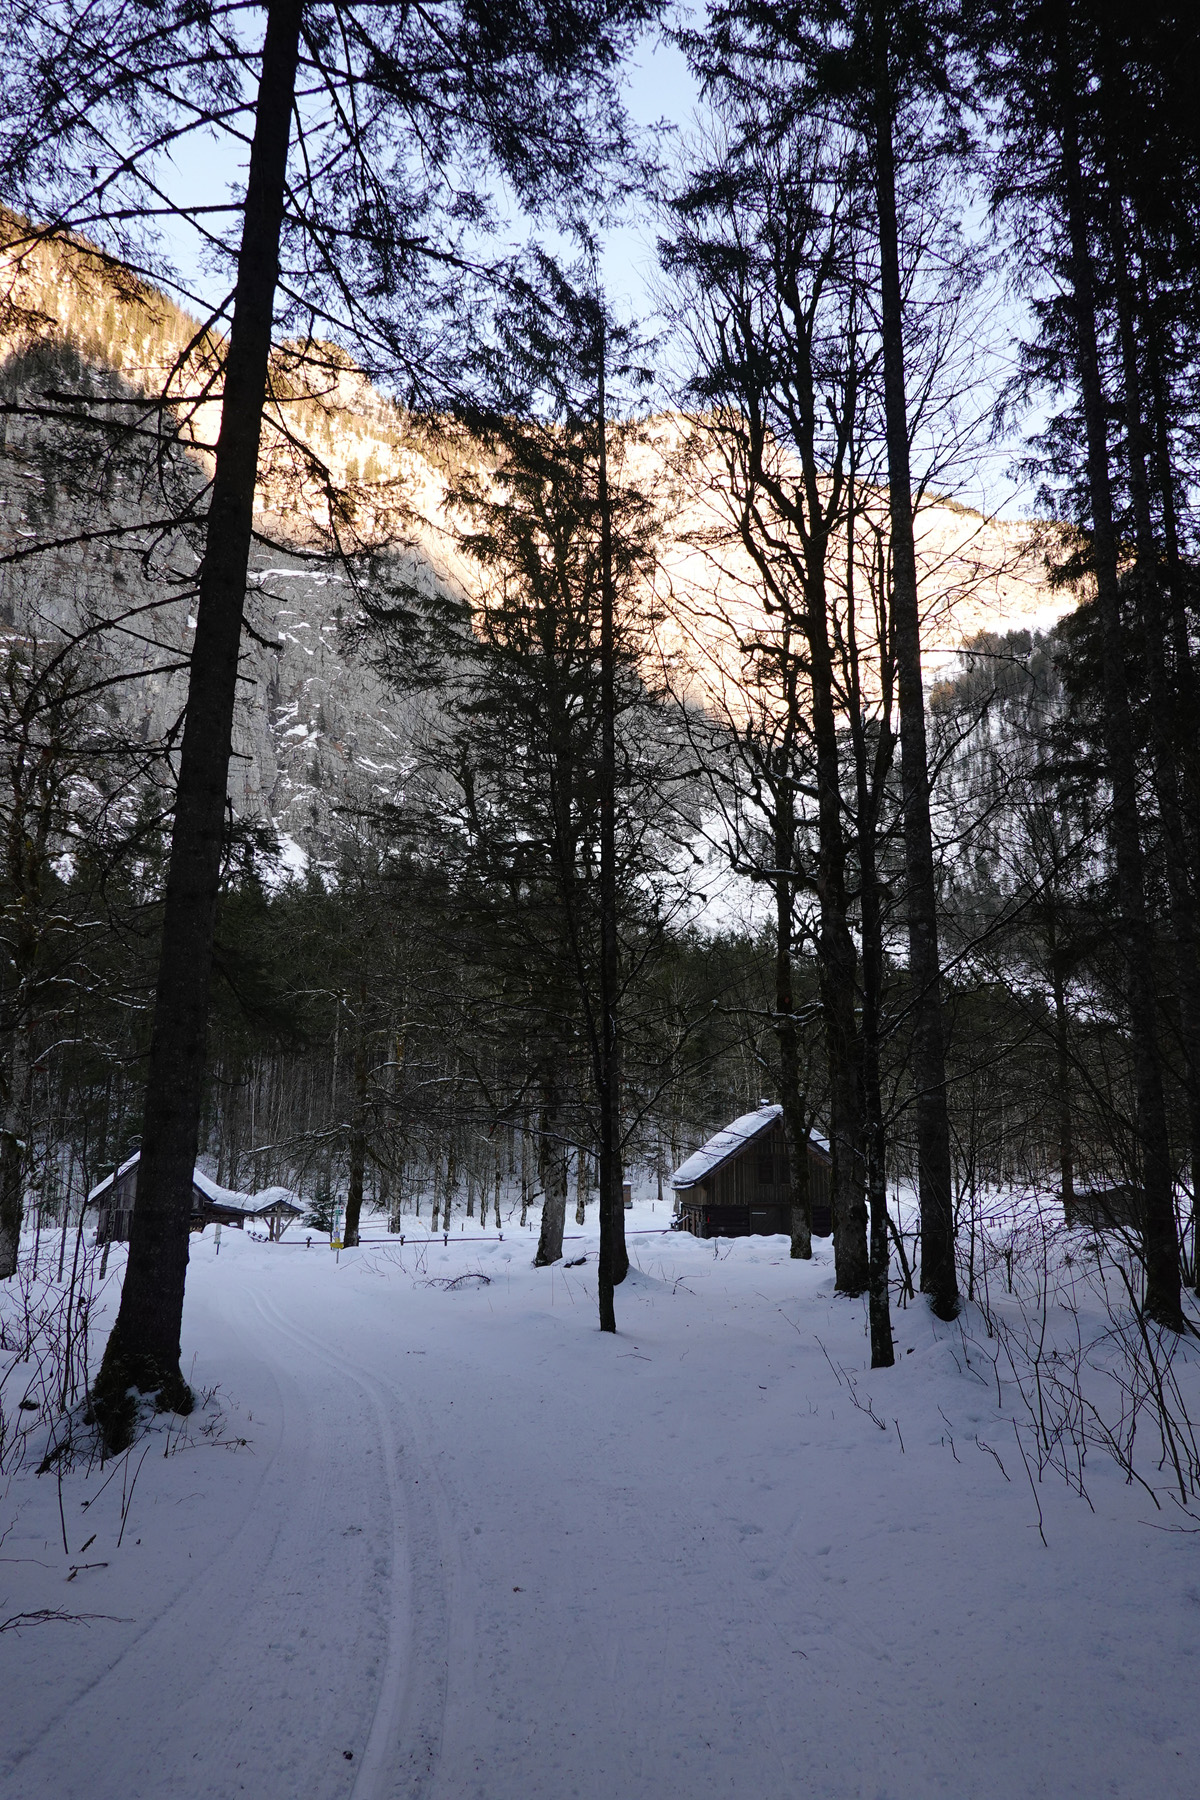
871;6;958;1319
1106;192;1200;1290
1056;61;1182;1327
0;1026;30;1278
0;714;46;1279
575;1145;587;1225
535;1063;568;1265
1144;308;1200;1289
806;560;869;1293
94;0;304;1439
855;714;895;1367
1048;911;1075;1214
595;319;627;1332
773;798;812;1259
443;1142;456;1231
342;1005;369;1248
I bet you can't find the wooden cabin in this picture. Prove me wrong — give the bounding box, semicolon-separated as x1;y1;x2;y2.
671;1104;833;1239
88;1152;255;1242
1063;1181;1144;1233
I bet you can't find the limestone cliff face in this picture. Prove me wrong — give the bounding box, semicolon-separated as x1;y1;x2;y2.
0;232;475;860
628;414;1072;722
0;233;1070;861
0;385;458;859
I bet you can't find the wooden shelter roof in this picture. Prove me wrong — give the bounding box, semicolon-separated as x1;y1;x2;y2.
671;1105;830;1191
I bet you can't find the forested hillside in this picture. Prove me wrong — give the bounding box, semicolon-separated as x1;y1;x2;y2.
2;4;1200;1796
0;198;1194;1313
0;229;1078;1262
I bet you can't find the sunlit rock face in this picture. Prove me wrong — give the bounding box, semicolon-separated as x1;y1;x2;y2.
1;234;1070;863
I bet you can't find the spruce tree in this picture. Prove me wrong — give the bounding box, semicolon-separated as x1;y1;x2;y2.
971;0;1197;1325
0;0;661;1435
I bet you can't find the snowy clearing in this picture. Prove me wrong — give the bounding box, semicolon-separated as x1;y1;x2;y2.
3;1205;1199;1800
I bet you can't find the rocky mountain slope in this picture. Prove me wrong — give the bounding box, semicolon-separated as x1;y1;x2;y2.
0;232;1071;862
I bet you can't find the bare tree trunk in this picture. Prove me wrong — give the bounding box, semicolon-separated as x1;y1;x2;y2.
595;320;627;1332
1057;64;1182;1328
535;1065;568;1266
94;0;305;1439
1049;915;1075;1213
444;1143;455;1232
1145;309;1200;1271
519;1130;529;1228
863;1022;894;1364
871;7;957;1319
845;488;895;1365
773;801;812;1259
806;564;869;1294
57;1148;72;1282
858;787;894;1367
342;1009;369;1248
1108;197;1200;1287
0;797;39;1280
0;1026;30;1278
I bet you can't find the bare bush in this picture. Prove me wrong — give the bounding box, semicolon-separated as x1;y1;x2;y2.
957;1192;1200;1519
0;1235;117;1478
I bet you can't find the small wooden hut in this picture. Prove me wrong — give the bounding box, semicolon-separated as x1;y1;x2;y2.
88;1153;254;1242
248;1189;305;1241
671;1104;833;1239
1062;1181;1144;1232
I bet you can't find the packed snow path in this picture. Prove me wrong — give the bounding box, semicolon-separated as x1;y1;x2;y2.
3;1219;1198;1799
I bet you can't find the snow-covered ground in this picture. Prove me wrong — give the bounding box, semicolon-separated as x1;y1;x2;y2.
3;1203;1199;1800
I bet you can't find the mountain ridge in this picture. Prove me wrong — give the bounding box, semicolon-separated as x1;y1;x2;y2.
0;230;1070;863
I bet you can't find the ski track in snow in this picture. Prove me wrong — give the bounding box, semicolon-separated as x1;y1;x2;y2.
250;1287;451;1800
3;1263;398;1800
3;1219;1200;1800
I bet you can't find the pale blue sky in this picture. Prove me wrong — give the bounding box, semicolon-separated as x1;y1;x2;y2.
153;23;696;325
148;17;1031;518
600;28;699;320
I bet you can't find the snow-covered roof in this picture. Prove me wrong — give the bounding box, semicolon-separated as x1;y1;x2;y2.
86;1149;141;1204
86;1152;255;1212
249;1186;304;1216
672;1104;781;1188
191;1167;255;1209
671;1106;830;1190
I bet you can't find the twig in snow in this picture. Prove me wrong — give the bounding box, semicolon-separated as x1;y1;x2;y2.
117;1443;151;1549
67;1561;109;1580
817;1337;888;1430
1013;1418;1047;1547
56;1455;69;1556
0;1607;125;1633
975;1436;1010;1481
938;1405;961;1462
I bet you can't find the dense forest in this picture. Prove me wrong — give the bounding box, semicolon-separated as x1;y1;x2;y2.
0;0;1198;1421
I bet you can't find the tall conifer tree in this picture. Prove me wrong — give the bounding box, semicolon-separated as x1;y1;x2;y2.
0;0;659;1432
